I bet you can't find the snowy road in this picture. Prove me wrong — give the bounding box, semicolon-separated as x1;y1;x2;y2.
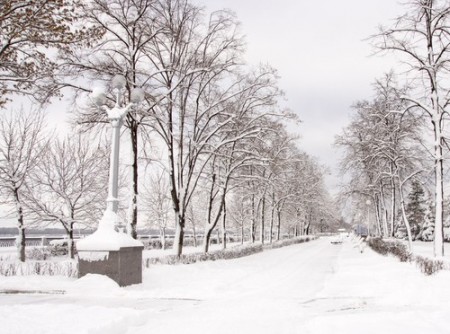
135;237;341;334
1;237;450;333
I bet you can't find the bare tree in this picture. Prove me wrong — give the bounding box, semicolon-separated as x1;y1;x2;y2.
0;0;99;106
269;147;309;242
147;3;249;256
200;70;288;252
0;109;47;261
24;134;108;258
372;0;450;256
337;74;428;248
140;171;173;249
202;144;255;252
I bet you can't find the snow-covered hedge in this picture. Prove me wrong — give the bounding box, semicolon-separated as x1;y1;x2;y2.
367;237;448;275
144;236;316;267
0;236;316;276
414;255;444;275
367;238;412;262
26;247;52;260
144;244;264;266
263;235;316;251
0;260;77;277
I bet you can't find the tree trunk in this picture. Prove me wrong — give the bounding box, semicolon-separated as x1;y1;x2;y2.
67;221;75;259
269;206;275;244
203;173;217;253
269;193;275;244
240;219;244;244
434;122;444;257
128;123;139;239
251;192;256;243
192;221;198;248
169;154;185;256
167;88;185;256
17;225;26;263
203;227;213;253
380;185;389;237
304;213;311;235
399;183;413;253
375;196;382;237
14;190;26;262
276;209;281;241
221;202;227;250
174;213;185;257
160;226;166;250
260;196;265;244
390;174;396;237
426;2;444;257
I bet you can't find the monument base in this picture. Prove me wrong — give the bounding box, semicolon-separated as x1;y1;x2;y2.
78;246;143;287
76;211;144;287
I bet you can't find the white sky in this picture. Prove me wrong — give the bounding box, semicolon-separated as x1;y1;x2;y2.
195;0;405;193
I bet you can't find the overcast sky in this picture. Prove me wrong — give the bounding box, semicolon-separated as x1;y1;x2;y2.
193;0;405;193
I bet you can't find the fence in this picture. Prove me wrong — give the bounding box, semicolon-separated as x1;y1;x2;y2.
0;236;69;248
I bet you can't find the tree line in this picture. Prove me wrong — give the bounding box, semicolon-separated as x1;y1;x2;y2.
0;0;336;261
337;0;450;257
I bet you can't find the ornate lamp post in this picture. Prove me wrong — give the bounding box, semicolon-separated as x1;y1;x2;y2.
77;75;144;286
91;75;144;230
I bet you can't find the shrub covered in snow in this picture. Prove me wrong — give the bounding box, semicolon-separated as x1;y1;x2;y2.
142;237;203;250
414;255;444;275
367;237;412;262
50;244;70;257
26;247;52;261
263;235;315;250
144;236;316;267
144;243;265;266
367;237;448;275
0;260;78;277
142;239;166;250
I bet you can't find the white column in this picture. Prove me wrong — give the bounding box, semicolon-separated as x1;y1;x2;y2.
106;117;123;214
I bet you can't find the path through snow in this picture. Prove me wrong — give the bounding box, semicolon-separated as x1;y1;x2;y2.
1;237;450;333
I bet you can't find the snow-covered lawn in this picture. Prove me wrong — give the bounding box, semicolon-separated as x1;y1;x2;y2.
1;237;450;333
410;240;450;258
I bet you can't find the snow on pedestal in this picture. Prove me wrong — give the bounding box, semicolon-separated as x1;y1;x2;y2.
77;210;143;251
77;210;144;287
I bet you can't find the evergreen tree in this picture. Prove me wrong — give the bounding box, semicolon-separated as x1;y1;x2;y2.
419;201;435;242
405;180;426;239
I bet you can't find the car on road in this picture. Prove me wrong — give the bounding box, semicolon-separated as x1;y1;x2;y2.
330;235;343;244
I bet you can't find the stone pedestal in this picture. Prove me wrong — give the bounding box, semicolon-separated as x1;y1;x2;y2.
76;220;144;287
78;246;144;287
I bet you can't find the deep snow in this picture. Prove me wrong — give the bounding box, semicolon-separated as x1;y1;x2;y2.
1;237;450;333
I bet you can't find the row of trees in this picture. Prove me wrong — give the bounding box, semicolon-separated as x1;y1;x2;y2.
0;0;337;261
0;110;109;261
337;0;450;257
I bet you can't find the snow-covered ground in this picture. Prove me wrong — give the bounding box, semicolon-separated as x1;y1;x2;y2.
1;237;450;333
409;240;450;259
